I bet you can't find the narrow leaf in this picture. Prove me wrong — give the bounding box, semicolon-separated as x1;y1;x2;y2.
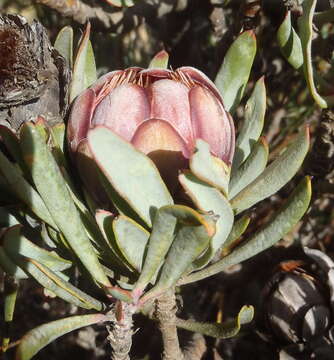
298;0;327;108
54;26;73;68
231;127;309;214
16;314;107;360
190;139;230;195
69;23;97;102
13;257;104;310
149;50;169;69
20;122;110;287
176;305;254;338
221;215;250;257
180;176;311;285
232;76;266;169
215;30;257;112
277;11;303;69
0;248;28;279
179;172;234;267
3;226;72;272
229;137;268;199
88;126;173;227
0;151;56;228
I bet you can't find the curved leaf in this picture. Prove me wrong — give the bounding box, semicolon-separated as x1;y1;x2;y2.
215;30;257;112
190;139;230;196
179;172;234;267
229;137;268;199
88;126;173;227
0;248;28;279
175;305;254;338
16;314;107;360
180;176;311;285
232;76;266;170
20;122;110;288
231;127;309;214
298;0;327;108
277;11;303;69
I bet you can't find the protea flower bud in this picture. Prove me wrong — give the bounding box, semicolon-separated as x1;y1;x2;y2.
263;248;334;358
68;66;234;195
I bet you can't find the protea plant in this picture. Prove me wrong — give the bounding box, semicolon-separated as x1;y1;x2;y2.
0;22;311;360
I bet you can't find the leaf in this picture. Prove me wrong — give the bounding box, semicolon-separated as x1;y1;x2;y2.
176;305;254;338
20;122;110;288
15;314;107;360
0;248;28;279
180;176;311;285
0;151;56;228
229;137;268;199
179;172;234;267
88;126;173;227
148;213;216;295
277;11;303;70
149;50;169;69
13;257;104;310
298;0;327;108
113;215;149;272
2;276;19;352
133;205;215;297
215;30;257;112
190;139;230;196
69;23;97;102
3;226;72;272
232;76;266;170
230;127;310;214
54;26;73;68
221;215;250;257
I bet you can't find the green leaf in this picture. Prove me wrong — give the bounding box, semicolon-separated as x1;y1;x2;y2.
176;305;254;338
231;127;310;214
298;0;327;108
190;139;230;196
215;30;257;112
221;215;250;257
20;122;110;288
232;76;266;170
3;226;72;272
277;11;303;70
149;50;169;69
88;126;173;227
133;205;215;297
113;215;149;272
54;26;73;68
0;151;56;228
69;23;97;102
0;248;28;279
13;257;104;310
229;137;268;199
2;276;19;352
16;314;107;360
180;176;311;285
179;172;234;266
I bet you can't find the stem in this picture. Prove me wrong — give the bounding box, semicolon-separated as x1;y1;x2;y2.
155;288;183;360
107;302;135;360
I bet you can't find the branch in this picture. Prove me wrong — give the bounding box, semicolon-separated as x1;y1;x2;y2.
35;0;121;28
155;288;183;360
